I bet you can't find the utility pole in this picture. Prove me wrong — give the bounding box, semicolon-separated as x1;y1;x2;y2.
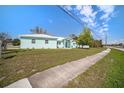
105;31;107;47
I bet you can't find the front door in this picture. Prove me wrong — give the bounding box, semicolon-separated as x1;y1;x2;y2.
65;40;70;48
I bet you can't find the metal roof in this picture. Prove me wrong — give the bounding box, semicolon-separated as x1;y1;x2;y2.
19;34;75;41
20;34;58;39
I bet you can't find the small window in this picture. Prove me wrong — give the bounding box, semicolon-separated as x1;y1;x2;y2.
32;39;35;44
45;40;48;44
58;41;61;45
57;41;61;45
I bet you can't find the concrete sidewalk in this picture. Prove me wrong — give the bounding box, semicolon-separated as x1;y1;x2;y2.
6;48;111;88
6;78;32;88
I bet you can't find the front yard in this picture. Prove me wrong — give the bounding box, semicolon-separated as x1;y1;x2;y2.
65;49;124;88
0;48;105;87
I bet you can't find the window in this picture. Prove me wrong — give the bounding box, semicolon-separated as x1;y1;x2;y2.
45;40;48;44
58;41;61;45
32;39;35;44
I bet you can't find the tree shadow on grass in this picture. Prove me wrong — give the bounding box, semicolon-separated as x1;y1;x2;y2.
1;49;26;60
3;54;16;59
2;49;26;54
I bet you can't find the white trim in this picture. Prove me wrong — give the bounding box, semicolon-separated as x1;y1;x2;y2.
20;34;58;39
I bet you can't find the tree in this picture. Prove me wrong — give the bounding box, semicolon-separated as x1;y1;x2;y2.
77;27;93;47
12;39;20;46
69;34;78;40
0;32;10;50
30;26;49;34
92;40;103;47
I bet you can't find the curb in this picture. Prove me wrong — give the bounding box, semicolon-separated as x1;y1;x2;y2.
5;78;32;88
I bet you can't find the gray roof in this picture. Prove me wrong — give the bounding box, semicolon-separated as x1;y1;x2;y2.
20;34;58;39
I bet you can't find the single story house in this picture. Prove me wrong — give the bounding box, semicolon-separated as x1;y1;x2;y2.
20;34;77;49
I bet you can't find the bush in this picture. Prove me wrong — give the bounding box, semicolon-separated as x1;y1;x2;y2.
12;39;20;46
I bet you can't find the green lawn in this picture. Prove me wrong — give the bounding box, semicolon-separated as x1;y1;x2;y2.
0;48;105;87
65;49;124;88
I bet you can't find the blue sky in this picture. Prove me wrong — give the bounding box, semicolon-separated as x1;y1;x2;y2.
0;5;124;44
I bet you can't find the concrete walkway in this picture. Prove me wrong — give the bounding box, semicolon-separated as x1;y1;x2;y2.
6;48;111;88
6;78;32;88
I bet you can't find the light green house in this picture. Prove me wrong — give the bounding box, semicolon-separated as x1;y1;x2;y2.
20;34;77;49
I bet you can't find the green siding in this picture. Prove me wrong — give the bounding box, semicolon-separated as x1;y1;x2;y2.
20;37;57;49
20;37;77;49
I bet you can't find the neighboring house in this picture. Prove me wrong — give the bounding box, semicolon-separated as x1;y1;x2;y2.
20;34;77;49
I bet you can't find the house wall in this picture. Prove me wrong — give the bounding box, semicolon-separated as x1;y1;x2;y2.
57;41;64;48
20;37;57;49
70;40;77;48
58;39;69;48
57;39;77;48
65;40;71;48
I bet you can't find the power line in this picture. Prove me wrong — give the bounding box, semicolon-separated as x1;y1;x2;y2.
91;30;102;40
57;6;83;26
57;5;102;40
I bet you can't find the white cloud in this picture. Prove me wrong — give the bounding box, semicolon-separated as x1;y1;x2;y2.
97;5;115;21
102;23;108;27
103;28;108;31
76;5;82;11
62;5;97;29
96;5;115;40
77;5;98;30
80;5;97;19
63;5;72;11
62;5;116;40
99;28;105;34
96;26;108;38
81;17;96;27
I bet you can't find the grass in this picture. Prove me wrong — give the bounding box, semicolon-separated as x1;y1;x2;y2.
0;48;105;87
65;49;124;88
